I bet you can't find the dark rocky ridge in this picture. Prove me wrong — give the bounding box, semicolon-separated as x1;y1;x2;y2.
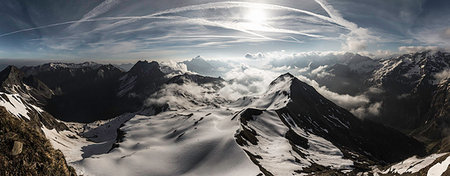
412;78;450;153
0;66;67;131
372;51;450;131
14;60;225;123
21;63;125;123
0;66;53;106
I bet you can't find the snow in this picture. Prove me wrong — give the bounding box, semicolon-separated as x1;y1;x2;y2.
38;72;360;175
381;153;447;174
239;110;309;175
427;155;450;176
249;74;292;110
71;108;260;176
239;110;353;175
41;127;91;163
0;92;37;120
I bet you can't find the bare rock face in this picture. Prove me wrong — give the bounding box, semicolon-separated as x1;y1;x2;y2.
0;107;76;175
11;141;23;155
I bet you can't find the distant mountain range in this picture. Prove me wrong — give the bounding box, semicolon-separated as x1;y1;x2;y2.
0;51;449;175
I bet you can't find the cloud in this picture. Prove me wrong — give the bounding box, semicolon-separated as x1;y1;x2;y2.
0;0;380;58
342;36;368;51
350;102;382;119
158;61;192;78
398;46;441;53
145;82;226;110
314;0;373;51
245;52;264;59
310;65;334;78
434;68;450;82
67;0;121;30
297;75;370;109
218;64;279;99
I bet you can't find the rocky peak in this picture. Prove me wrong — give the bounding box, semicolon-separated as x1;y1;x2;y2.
128;60;163;75
0;66;25;86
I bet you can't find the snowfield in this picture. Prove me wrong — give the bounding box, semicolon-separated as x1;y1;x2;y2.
2;67;449;175
70;108;260;176
45;75;357;176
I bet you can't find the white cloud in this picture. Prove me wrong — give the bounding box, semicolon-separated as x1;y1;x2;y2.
342;36;368;51
310;65;334;78
218;64;278;99
350;102;382;119
145;82;226;110
434;68;450;82
297;75;370;109
158;61;192;78
245;52;264;59
398;46;441;53
67;0;121;30
0;0;379;57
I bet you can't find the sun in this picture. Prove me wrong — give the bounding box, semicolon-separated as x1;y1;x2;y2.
245;7;267;25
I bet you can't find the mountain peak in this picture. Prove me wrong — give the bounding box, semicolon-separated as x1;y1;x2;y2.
129;60;160;74
193;55;204;60
269;72;294;86
0;65;24;84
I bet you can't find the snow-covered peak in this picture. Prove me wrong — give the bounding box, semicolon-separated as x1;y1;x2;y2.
248;73;294;109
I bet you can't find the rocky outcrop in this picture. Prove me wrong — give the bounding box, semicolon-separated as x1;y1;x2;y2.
0;107;76;175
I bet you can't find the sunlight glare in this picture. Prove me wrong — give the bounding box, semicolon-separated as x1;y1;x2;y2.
245;7;267;25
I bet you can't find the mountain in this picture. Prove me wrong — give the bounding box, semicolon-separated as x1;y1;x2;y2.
22;62;125;122
370;51;450;130
117;60;168;113
113;63;134;72
412;78;450;153
0;66;67;131
299;51;449;132
118;60;166;98
0;106;76;176
48;72;430;175
235;73;425;175
1;56;448;175
0;66;53;105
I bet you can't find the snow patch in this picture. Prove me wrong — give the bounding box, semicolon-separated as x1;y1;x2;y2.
427;155;450;176
382;153;447;174
0;92;36;120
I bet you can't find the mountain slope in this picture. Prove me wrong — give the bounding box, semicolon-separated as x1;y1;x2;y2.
235;73;425;174
21;62;125;122
0;106;76;176
371;51;450;130
0;65;53;106
412;78;450;153
0;66;67;131
46;72;427;176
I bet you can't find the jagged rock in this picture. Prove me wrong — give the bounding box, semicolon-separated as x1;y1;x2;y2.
11;141;23;155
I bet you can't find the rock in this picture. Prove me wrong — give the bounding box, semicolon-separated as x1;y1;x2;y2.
11;141;23;155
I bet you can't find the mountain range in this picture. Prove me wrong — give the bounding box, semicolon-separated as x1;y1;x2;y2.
0;51;449;175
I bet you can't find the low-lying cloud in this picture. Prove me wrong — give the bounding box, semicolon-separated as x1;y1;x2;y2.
145;82;226;110
434;68;450;82
350;101;383;119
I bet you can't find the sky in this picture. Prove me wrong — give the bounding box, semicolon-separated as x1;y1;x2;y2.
0;0;449;61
